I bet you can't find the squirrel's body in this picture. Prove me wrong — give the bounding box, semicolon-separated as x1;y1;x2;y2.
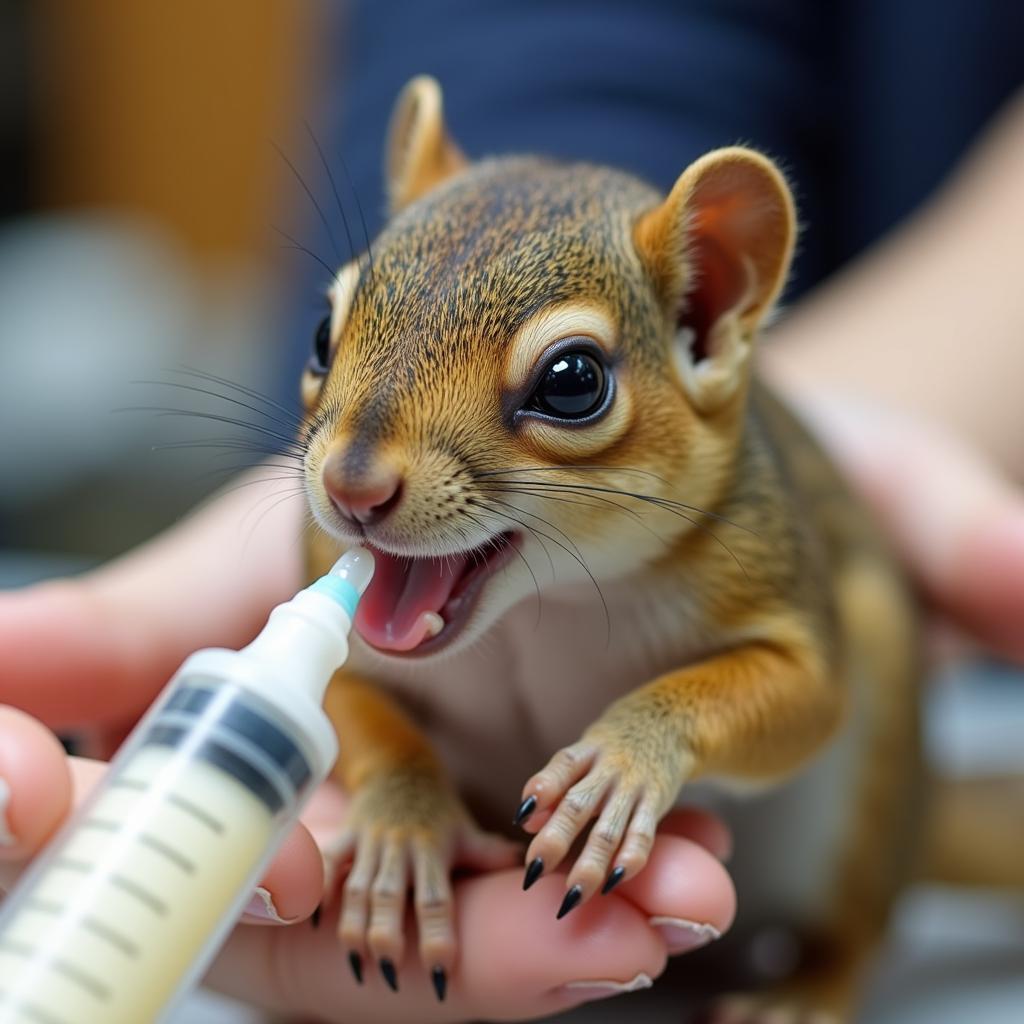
299;78;921;1019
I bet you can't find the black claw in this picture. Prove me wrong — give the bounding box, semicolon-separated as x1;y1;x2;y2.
431;965;447;1002
379;957;399;992
513;794;537;827
310;903;322;929
556;884;583;920
347;951;363;985
601;866;625;895
522;857;544;891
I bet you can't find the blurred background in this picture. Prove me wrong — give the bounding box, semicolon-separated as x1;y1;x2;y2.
0;2;1022;1022
0;1;325;572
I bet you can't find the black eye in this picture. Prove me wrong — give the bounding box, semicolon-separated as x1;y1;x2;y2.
309;314;333;375
528;350;607;420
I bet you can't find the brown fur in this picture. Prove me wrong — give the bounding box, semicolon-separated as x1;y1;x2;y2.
298;77;922;1019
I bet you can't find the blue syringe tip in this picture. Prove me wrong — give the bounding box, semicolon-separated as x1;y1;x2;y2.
329;546;375;596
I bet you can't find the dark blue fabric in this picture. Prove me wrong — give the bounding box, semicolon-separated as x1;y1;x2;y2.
278;0;1022;389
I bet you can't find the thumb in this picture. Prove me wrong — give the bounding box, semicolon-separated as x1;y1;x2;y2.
0;470;303;730
794;396;1024;664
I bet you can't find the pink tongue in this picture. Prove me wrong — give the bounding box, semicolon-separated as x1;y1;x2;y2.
354;549;470;651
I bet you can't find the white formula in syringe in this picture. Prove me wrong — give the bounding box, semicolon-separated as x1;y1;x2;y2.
0;547;374;1024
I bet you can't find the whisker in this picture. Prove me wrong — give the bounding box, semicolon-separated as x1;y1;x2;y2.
337;153;376;283
462;507;543;630
273;227;337;280
480;496;587;565
467;498;556;581
477;484;670;549
150;440;303;459
170;366;306;428
483;479;749;579
115;406;303;452
303;120;357;271
481;477;755;536
132;379;304;438
239;485;309;548
474;498;611;645
271;141;343;264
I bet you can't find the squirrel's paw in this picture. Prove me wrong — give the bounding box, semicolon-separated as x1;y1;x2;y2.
514;729;686;917
328;770;519;998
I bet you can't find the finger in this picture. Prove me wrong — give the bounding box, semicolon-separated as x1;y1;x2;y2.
207;826;735;1022
658;807;733;862
239;823;323;925
454;825;521;872
0;470;302;730
0;710;324;929
0;706;72;864
791;398;1024;664
616;833;737;953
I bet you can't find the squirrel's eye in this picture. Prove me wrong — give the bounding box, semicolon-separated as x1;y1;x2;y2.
309;315;333;375
529;350;607;420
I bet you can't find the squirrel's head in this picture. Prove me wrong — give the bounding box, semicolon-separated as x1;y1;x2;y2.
302;76;795;659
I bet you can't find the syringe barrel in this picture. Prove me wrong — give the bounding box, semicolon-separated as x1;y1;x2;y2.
0;668;332;1024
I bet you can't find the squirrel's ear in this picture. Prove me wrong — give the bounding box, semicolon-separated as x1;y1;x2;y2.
386;76;467;214
634;147;795;411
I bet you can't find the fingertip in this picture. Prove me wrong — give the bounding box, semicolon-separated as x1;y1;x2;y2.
659;807;733;862
947;511;1024;663
245;822;323;925
0;706;72;859
616;833;737;939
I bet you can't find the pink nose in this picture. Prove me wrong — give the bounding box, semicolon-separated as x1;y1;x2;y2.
322;455;403;528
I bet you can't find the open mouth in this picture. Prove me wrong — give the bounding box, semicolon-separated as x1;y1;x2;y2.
354;531;519;655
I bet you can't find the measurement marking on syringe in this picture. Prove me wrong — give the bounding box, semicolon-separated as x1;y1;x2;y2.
82;915;140;957
109;874;168;916
139;832;196;875
167;791;226;833
110;776;226;834
1;999;66;1024
110;776;147;791
80;817;118;832
0;940;110;1001
20;899;138;956
52;856;90;873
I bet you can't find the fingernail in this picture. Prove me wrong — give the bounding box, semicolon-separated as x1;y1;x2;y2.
379;957;399;992
513;794;537;827
0;778;16;847
310;903;322;929
556;884;583;920
348;951;363;984
523;856;544;890
601;866;625;894
562;972;653;1001
649;915;721;953
431;965;447;1002
241;886;295;924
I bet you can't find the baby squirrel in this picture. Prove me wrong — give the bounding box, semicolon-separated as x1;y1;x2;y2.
299;76;921;1020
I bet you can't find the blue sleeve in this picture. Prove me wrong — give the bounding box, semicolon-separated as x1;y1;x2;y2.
281;0;835;386
281;0;1023;387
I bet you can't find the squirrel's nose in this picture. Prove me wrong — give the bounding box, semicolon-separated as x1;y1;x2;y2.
321;453;403;529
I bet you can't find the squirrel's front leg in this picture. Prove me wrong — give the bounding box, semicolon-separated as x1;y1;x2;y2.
323;672;518;999
516;640;844;916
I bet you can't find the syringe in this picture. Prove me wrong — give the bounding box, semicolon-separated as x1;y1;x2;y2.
0;547;374;1024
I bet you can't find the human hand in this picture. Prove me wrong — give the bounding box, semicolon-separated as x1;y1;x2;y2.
760;380;1024;665
0;474;734;1021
